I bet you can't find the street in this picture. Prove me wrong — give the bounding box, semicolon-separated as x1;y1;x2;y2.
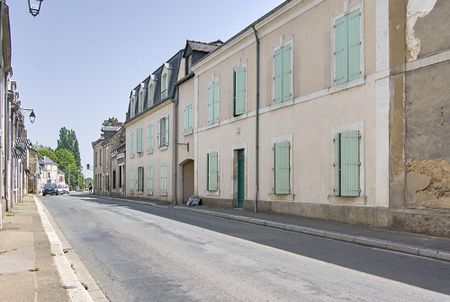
38;193;450;302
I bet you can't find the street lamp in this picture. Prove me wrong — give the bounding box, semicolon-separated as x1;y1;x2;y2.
28;0;43;17
20;108;36;124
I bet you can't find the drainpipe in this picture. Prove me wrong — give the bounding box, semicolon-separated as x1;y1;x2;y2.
252;25;260;213
172;88;179;207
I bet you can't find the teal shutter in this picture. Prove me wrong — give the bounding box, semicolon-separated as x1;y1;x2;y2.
208;84;214;124
213;81;220;123
147;123;153;151
164;116;169;146
149;165;154;194
157;119;161;147
334;133;341;196
335;15;348;85
188;104;193;132
274;142;291;194
340;130;360;196
348;10;361;81
273;48;282;103
207;152;219;191
160;162;168;194
136;128;143;154
282;44;292;101
234;67;246;115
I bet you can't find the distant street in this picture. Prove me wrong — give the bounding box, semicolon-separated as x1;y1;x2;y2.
40;193;450;302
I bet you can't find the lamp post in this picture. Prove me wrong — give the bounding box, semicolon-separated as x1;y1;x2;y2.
19;108;36;124
28;0;43;17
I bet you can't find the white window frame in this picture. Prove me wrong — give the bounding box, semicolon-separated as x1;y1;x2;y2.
233;59;248;117
207;74;221;127
159;115;169;149
330;1;365;91
269;134;294;200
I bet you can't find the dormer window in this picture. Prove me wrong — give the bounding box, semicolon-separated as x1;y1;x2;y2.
138;84;146;114
161;63;172;99
185;55;192;76
129;91;137;118
148;80;155;107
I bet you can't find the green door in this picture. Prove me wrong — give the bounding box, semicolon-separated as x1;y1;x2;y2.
237;150;245;208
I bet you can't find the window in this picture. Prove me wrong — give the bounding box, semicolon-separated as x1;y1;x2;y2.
136;128;143;155
158;116;169;148
148;82;155;107
273;42;292;104
233;66;246;116
160;161;168;195
274;141;291;194
147;165;154;195
161;73;168;98
138;87;145;114
207;80;220;125
137;166;144;193
334;9;361;85
147;123;154;152
119;166;122;188
183;104;193;134
334;130;360;197
185;55;192;75
207;152;219;191
112;170;116;189
99;149;102;165
129;169;135;192
130;94;136;118
94;151;97;167
130;133;135;158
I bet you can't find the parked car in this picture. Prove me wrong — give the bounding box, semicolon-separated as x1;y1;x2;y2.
59;184;69;195
42;183;58;196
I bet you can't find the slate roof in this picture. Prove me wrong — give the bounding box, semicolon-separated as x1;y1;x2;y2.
126;50;184;123
187;40;223;53
40;156;55;165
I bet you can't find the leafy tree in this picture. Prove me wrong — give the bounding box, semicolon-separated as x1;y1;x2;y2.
36;146;57;162
55;148;78;189
102;117;120;126
56;127;81;168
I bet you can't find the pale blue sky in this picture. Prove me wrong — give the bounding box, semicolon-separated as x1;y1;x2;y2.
9;0;284;177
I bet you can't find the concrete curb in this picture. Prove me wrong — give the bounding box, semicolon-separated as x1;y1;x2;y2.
85;194;450;263
173;206;450;263
34;196;94;302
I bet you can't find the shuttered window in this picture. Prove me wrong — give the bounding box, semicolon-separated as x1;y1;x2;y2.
207;152;219;191
136;128;143;154
130;133;135;158
147;165;153;194
334;10;361;85
274;142;291;195
147;123;153;152
160;161;168;195
334;130;361;197
273;43;292;104
158;116;169;147
137;166;144;193
208;80;220;124
184;104;193;134
234;67;246;116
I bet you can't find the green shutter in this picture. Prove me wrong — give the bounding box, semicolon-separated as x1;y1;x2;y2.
188;104;193;132
273;48;282;103
335;15;348;85
147;123;153;151
334;133;341;196
136;128;143;154
160;162;167;194
208;84;214;124
207;152;218;191
147;165;153;194
157;119;161;147
274;142;290;194
234;67;246;115
164;116;169;146
213;81;220;123
282;44;292;101
341;130;360;197
348;10;361;81
130;133;135;158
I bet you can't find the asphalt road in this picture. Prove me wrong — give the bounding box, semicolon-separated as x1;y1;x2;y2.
40;193;450;302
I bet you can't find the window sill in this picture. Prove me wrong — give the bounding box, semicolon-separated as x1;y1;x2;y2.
160;192;168;197
206;121;220;130
147;149;154;155
183;131;193;137
329;77;365;94
205;190;220;197
268;192;295;201
147;192;153;196
270;97;294;111
159;145;168;151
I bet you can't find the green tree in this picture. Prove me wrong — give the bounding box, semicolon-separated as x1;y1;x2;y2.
55;148;78;189
36;146;57;162
56;127;81;168
102;117;120;126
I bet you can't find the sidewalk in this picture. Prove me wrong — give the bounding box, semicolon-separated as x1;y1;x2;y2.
0;195;105;302
173;204;450;262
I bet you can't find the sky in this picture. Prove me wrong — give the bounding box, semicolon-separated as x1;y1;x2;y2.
9;0;284;178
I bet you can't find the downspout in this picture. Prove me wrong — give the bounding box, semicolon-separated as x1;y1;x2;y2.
172;87;179;207
252;25;260;213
